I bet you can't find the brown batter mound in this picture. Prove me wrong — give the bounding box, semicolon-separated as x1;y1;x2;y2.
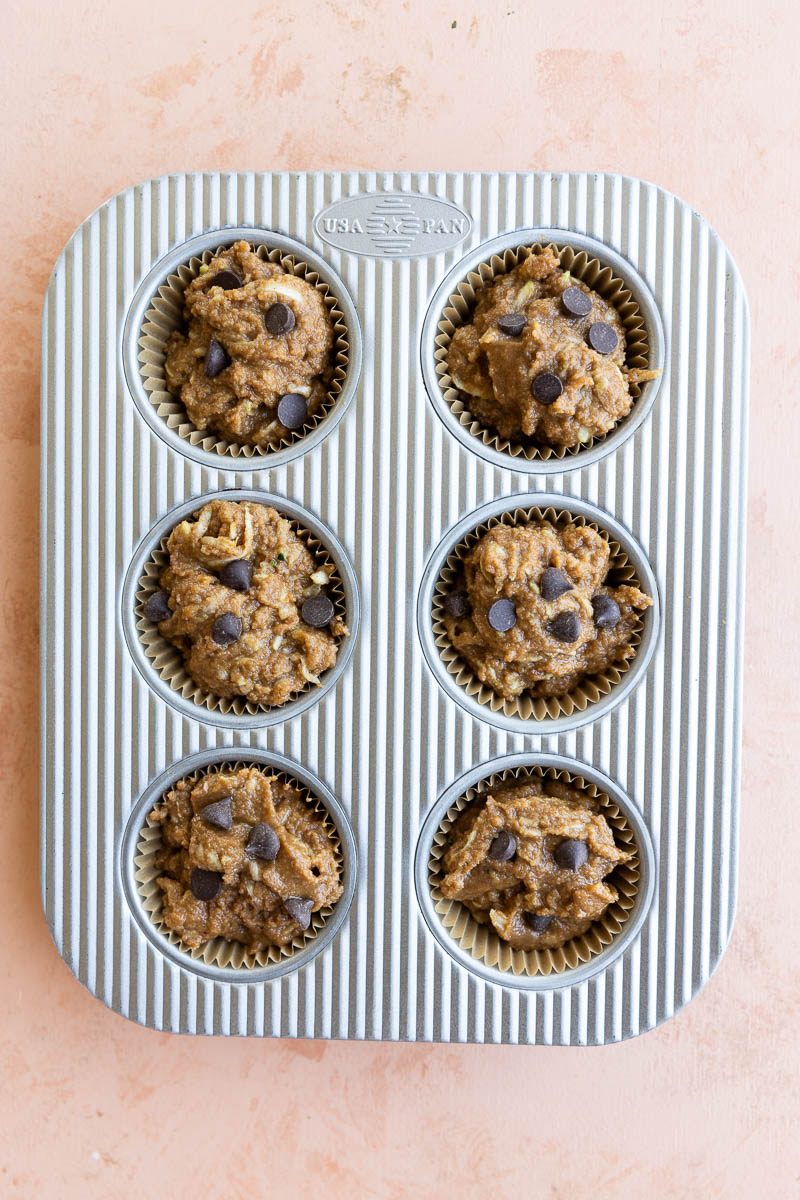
446;246;658;448
150;766;343;952
440;777;632;951
443;520;652;702
147;499;347;707
165;240;335;446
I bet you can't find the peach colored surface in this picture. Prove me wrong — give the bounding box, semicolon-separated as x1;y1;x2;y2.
2;1;798;1196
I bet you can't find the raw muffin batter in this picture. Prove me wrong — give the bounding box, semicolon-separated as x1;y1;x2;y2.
442;519;652;701
440;777;632;951
144;499;347;707
165;240;335;446
446;246;658;448
150;766;342;952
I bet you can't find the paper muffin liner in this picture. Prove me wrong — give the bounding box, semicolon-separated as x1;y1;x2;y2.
431;504;646;722
428;763;640;977
434;240;653;462
135;507;348;718
135;760;344;970
137;240;350;459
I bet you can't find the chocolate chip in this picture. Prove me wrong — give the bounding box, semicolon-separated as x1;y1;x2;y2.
200;796;233;831
246;822;280;862
444;590;470;619
562;286;592;317
548;610;581;643
524;912;554;932
210;269;242;290
265;302;296;335
588;321;619;355
488;830;517;861
554;839;589;871
285;896;313;930
497;312;526;337
204;338;231;378
540;567;573;602
219;559;253;592
143;590;170;622
276;392;308;429
190;868;222;901
211;613;243;646
302;594;335;628
487;598;517;632
592;593;622;630
531;372;564;405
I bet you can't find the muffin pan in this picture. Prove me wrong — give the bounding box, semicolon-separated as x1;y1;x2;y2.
40;171;749;1043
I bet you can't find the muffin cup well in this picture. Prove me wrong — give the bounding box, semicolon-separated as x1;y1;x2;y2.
417;493;660;736
137;520;345;716
121;489;360;730
138;764;340;969
420;228;664;474
121;749;358;984
414;753;656;991
122;227;363;470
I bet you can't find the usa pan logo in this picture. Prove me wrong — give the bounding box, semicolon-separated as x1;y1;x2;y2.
314;192;472;259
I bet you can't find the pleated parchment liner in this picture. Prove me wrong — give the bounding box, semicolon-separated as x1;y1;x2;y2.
138;241;350;459
135;512;348;717
434;241;652;463
429;764;640;977
432;505;646;722
135;761;343;970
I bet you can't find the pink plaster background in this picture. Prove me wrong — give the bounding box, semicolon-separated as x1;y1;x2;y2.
2;1;798;1195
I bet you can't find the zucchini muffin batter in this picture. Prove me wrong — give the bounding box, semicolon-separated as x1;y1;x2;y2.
440;776;632;951
446;246;658;449
442;519;652;702
165;240;335;447
150;766;342;952
144;499;347;708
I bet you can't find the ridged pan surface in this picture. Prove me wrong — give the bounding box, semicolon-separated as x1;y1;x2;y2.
40;172;749;1043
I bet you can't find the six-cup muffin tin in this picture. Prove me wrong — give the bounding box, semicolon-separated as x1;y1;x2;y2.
40;171;749;1042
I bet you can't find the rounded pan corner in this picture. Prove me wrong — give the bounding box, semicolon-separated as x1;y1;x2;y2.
610;171;751;312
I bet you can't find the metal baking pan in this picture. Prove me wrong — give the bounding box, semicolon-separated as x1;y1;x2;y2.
40;171;749;1042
